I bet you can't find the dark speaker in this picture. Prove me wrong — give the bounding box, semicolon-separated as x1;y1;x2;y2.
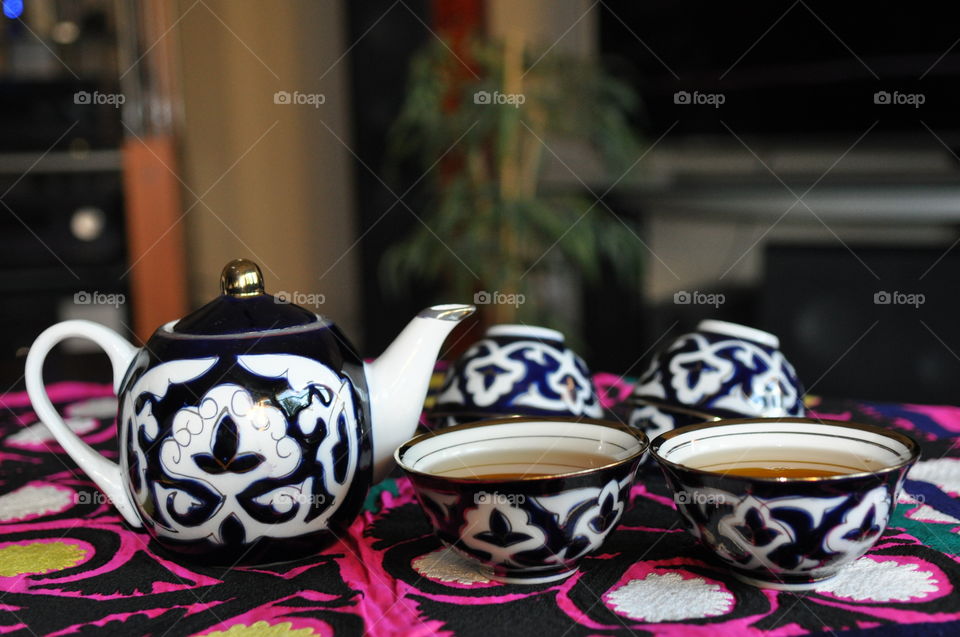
346;0;432;353
761;243;960;405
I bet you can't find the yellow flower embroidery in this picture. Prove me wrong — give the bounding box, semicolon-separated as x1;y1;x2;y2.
0;541;87;576
199;621;316;637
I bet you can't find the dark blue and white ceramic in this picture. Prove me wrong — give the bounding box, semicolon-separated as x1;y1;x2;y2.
396;417;648;584
651;418;920;590
630;320;805;440
431;325;603;427
25;259;474;564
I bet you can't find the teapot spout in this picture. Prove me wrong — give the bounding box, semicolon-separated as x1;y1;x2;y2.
365;304;475;482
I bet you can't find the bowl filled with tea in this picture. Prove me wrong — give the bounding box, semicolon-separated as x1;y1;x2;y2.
650;417;920;590
396;417;648;584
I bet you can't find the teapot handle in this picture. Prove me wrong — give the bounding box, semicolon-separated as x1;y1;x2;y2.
25;320;142;527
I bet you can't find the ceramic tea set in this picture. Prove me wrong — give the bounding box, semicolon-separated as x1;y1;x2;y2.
627;319;806;439
431;324;603;426
652;417;917;589
26;259;474;564
396;416;646;584
410;319;917;588
24;261;920;591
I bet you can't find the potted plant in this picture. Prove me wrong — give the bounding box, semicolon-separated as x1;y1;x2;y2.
383;36;645;332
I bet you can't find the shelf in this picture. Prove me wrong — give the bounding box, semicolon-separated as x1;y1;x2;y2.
0;150;122;174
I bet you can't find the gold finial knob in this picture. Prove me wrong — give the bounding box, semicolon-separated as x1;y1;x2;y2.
220;259;264;297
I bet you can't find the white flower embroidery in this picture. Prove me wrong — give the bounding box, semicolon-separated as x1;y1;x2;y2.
65;396;118;419
0;484;74;521
908;458;960;495
7;417;98;447
906;503;960;525
816;557;938;602
605;572;733;622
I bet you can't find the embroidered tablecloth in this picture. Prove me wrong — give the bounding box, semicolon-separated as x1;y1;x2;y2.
2;376;960;636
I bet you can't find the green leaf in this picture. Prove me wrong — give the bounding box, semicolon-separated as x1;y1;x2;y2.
382;36;648;331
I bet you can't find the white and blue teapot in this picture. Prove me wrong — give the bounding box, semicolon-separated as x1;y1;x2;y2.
25;259;474;564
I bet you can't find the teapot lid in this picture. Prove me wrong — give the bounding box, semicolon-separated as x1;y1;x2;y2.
172;259;319;335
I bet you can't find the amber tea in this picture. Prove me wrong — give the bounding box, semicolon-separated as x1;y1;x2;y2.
686;446;885;479
425;448;616;480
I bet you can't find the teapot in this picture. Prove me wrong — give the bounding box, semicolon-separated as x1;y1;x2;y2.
25;259;474;564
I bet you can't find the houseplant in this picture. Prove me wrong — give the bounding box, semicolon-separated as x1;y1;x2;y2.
383;36;645;330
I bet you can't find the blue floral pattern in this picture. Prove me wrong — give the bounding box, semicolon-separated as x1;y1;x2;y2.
122;352;368;561
412;474;634;581
435;330;602;423
631;326;804;438
667;477;899;586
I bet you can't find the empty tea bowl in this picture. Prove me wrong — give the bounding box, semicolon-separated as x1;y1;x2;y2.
630;320;804;439
396;417;648;584
431;325;603;426
650;417;920;590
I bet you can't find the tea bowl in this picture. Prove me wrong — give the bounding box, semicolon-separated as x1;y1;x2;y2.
431;325;603;427
396;417;648;584
630;320;805;440
650;417;920;590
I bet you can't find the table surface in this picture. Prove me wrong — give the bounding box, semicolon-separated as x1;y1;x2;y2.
2;375;960;636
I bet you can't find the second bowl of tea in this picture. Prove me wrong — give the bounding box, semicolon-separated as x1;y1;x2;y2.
650;418;919;590
396;417;648;584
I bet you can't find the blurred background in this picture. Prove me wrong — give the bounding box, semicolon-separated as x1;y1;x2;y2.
3;0;960;404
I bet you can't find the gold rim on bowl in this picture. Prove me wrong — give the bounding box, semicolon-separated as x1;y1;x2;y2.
395;416;649;483
649;417;921;483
